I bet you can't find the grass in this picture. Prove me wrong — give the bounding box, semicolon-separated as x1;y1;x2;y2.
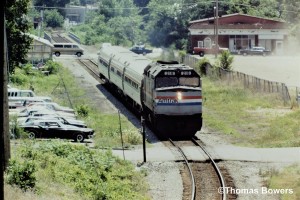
202;76;300;147
6;63;147;199
264;164;300;200
10;66;142;148
202;76;300;199
5;141;149;200
8;60;300;199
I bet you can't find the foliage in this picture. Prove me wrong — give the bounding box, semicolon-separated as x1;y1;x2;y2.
9;115;28;139
6;159;37;191
71;0;145;46
6;141;149;199
146;0;189;48
196;57;211;75
10;71;30;85
268;164;300;200
33;0;70;16
44;60;62;74
5;0;33;73
76;104;90;117
43;9;64;28
218;50;234;70
202;76;300;147
178;50;186;63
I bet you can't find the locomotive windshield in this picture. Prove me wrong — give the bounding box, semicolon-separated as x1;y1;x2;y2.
155;76;199;88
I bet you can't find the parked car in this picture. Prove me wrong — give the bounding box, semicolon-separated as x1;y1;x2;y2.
129;45;152;55
239;46;271;56
12;107;76;119
20;119;94;142
193;44;228;57
27;102;75;114
18;115;87;128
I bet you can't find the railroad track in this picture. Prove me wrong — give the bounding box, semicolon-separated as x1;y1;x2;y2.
51;33;71;43
76;58;236;200
168;138;230;200
76;59;103;83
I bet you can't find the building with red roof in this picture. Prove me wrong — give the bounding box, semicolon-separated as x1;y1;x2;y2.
188;13;288;54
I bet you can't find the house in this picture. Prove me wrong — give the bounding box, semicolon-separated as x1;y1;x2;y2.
188;13;288;54
26;34;53;63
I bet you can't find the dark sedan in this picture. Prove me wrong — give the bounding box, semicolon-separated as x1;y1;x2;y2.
21;119;94;142
239;46;271;56
129;45;152;55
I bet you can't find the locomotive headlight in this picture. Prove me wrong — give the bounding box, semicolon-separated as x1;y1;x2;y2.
177;91;182;100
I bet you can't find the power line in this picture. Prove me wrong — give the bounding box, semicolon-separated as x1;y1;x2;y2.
30;1;300;14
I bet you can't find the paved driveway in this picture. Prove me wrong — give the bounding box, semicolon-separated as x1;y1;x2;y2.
232;55;300;87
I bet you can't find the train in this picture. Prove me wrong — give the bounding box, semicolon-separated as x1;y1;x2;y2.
97;43;202;138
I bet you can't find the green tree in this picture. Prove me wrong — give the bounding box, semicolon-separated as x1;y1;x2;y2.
33;0;71;16
44;9;64;28
5;0;32;73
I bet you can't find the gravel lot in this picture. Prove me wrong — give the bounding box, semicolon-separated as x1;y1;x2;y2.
54;45;297;200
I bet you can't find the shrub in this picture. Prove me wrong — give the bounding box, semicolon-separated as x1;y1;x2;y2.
196;57;211;75
44;60;61;74
76;104;90;117
9;116;27;139
6;159;36;191
10;72;29;85
218;50;234;70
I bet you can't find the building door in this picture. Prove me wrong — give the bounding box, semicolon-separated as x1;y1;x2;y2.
275;41;283;55
229;39;235;52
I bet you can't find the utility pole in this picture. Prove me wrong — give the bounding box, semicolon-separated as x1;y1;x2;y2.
215;0;219;58
2;0;11;198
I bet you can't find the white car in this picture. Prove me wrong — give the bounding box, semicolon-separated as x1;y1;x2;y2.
27;102;75;114
14;107;76;119
19;115;87;128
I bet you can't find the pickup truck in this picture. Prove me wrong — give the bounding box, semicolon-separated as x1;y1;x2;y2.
193;45;228;57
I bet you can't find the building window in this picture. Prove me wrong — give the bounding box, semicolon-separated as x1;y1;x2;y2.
197;41;203;48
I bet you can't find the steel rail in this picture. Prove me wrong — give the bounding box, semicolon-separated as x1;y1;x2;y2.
76;59;102;81
169;138;196;200
191;138;227;200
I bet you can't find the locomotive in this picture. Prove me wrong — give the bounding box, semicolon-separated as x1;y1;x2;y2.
97;43;202;138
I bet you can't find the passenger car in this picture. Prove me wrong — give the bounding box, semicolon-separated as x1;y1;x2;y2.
129;45;152;55
18;116;87;128
14;107;76;119
20;119;94;142
27;102;75;114
239;46;271;56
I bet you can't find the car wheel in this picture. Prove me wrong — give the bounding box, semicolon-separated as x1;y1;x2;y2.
28;132;36;139
75;134;84;143
55;52;60;57
76;52;82;57
199;52;204;57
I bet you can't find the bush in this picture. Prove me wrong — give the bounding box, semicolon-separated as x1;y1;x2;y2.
10;72;29;85
196;57;211;75
218;50;234;70
44;60;61;74
76;104;90;117
6;159;36;191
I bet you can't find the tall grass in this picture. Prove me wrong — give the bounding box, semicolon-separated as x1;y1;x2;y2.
202;77;300;147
